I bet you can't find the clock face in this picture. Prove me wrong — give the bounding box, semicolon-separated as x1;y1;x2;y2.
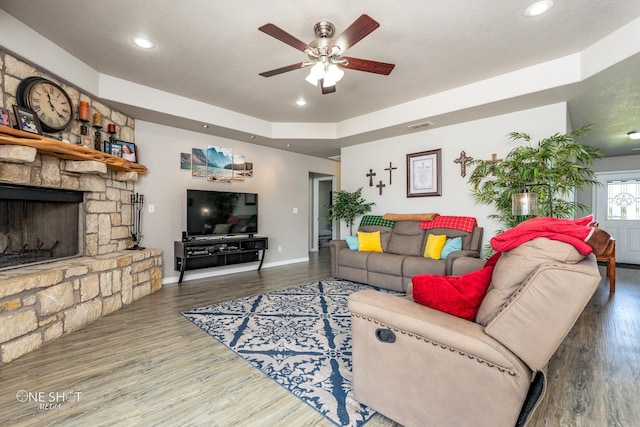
18;77;74;133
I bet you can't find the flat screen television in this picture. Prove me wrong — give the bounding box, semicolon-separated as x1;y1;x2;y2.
186;189;258;238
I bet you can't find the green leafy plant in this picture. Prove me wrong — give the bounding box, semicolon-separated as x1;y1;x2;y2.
468;124;603;230
327;187;375;235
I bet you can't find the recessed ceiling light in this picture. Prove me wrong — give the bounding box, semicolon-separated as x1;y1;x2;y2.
525;0;554;17
628;130;640;140
132;37;155;49
296;99;307;106
202;124;209;129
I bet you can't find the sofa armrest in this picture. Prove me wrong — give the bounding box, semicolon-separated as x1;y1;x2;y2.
329;239;347;250
329;239;348;277
451;255;486;275
444;249;480;275
349;289;532;427
349;289;528;371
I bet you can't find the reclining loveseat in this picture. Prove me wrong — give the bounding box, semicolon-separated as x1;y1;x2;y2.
349;235;602;426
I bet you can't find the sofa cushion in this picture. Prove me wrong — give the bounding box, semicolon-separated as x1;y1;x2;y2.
387;221;425;256
423;227;474;250
440;237;462;259
402;256;446;277
423;234;447;259
412;266;494;320
337;248;370;269
367;252;405;276
476;238;585;326
358;231;383;252
358;225;393;252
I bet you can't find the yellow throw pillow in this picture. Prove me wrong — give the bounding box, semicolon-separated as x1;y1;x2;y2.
357;231;383;252
424;234;447;259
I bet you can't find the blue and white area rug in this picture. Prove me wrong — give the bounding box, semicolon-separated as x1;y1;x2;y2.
181;278;402;427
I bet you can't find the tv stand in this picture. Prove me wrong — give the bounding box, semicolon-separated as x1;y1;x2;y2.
174;235;268;284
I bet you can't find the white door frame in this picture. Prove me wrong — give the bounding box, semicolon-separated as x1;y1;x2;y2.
310;176;335;252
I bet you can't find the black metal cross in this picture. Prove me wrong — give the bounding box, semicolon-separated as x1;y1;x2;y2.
376;180;386;195
366;169;376;187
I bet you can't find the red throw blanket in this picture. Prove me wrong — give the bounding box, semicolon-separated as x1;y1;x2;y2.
420;216;477;233
490;215;596;255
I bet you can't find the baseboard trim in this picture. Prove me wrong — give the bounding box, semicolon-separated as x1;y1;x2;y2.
162;257;311;285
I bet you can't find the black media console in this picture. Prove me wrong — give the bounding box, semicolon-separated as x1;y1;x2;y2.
174;235;268;284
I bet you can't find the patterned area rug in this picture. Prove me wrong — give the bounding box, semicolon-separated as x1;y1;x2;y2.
181;278;402;427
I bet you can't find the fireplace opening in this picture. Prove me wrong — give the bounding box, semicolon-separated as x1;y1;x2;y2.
0;184;83;270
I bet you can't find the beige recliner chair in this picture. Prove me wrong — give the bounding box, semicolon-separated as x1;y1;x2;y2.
348;237;601;427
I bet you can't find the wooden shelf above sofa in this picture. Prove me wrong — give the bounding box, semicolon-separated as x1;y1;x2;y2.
0;126;147;174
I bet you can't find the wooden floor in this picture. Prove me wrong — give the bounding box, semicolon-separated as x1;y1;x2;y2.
0;250;638;426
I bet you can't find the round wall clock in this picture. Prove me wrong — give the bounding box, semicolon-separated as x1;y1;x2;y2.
16;76;74;133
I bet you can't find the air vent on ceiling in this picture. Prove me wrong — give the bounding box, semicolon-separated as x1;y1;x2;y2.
407;121;435;130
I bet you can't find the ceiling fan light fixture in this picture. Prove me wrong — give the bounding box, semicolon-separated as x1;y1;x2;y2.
305;62;325;86
323;65;344;87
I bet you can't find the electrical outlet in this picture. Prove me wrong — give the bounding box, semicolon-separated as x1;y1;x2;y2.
148;204;155;213
278;245;282;252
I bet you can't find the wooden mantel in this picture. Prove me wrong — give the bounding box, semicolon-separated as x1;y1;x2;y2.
0;126;147;174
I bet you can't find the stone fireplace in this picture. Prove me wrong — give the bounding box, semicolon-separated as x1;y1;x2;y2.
0;144;162;366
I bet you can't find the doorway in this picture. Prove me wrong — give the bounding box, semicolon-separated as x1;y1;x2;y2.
594;171;640;264
309;174;335;252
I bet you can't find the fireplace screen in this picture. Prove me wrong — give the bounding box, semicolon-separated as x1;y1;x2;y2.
0;184;83;269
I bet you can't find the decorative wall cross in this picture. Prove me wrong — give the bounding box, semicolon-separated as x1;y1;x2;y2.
366;169;376;187
453;151;473;177
376;180;386;195
488;153;503;176
384;162;397;184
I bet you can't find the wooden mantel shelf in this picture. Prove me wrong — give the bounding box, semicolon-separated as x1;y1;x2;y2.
0;126;147;174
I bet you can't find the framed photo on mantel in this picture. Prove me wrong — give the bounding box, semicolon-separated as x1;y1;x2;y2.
406;149;442;197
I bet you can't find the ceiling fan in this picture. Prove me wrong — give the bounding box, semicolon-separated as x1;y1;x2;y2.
258;14;395;94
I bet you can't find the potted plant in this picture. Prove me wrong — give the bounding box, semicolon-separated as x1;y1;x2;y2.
327;187;375;235
468;124;603;230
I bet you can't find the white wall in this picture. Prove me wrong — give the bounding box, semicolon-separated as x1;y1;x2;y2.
340;103;569;253
134;121;339;283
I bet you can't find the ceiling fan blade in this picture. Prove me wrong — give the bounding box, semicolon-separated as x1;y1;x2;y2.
340;57;395;75
333;14;380;52
259;62;306;77
320;81;336;95
259;23;309;52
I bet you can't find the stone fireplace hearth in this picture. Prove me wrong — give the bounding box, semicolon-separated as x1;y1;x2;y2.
0;144;162;366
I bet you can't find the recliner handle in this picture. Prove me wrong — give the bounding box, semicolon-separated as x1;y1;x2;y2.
375;328;396;343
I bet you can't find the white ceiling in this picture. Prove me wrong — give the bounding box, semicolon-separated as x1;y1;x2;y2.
1;0;640;158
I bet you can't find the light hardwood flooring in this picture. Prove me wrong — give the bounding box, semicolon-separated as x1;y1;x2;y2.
0;250;638;426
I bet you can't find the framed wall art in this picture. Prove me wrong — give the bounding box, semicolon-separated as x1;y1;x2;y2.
13;105;42;135
0;107;11;127
116;140;138;163
406;149;442;197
